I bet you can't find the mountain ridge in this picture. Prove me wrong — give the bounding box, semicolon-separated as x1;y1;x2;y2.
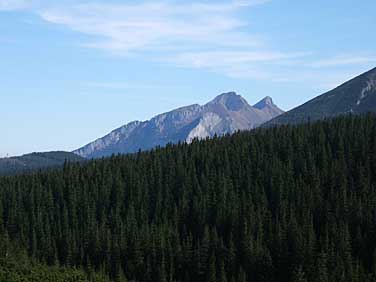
74;93;284;158
267;67;376;126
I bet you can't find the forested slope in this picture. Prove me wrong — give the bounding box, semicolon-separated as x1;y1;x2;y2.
1;114;376;282
0;151;85;176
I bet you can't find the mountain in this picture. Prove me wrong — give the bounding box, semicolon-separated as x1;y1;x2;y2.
267;67;376;126
0;151;85;175
74;92;284;158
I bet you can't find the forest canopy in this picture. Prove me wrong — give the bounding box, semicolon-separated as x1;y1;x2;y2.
1;114;376;282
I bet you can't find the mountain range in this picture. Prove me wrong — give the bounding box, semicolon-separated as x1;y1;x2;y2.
1;67;376;175
74;93;284;158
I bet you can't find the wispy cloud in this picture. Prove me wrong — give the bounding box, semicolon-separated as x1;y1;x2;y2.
36;0;317;80
8;0;373;84
169;50;309;79
311;55;376;68
39;1;269;55
173;51;306;67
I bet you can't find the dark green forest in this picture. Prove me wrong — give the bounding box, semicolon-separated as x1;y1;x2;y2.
0;151;85;176
1;114;376;282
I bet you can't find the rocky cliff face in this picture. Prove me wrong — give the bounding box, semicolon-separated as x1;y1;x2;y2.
74;92;284;158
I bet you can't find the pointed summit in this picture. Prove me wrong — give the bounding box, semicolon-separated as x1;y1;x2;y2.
217;91;238;98
210;92;241;103
252;96;284;118
253;96;275;109
208;92;249;111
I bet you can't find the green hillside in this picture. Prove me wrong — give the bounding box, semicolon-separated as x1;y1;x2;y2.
1;115;376;282
0;151;85;176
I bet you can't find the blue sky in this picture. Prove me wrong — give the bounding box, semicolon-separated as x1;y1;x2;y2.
1;0;376;157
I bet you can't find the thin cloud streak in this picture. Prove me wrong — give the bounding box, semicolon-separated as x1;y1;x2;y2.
37;0;315;80
39;1;268;54
311;55;376;68
168;50;311;80
7;0;372;84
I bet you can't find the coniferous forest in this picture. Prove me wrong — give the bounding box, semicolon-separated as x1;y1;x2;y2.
1;114;376;282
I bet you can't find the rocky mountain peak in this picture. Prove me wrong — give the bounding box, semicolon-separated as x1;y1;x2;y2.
253;96;275;109
208;92;249;111
211;91;240;101
74;92;283;158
